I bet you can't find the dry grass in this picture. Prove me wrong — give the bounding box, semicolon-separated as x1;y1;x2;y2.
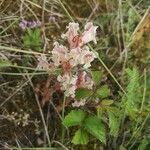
0;0;149;149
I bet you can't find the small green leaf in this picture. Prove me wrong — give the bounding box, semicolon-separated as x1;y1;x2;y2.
96;85;110;98
75;88;92;99
23;28;41;51
107;110;120;137
0;60;11;68
97;106;104;117
84;116;106;144
72;129;89;145
91;70;102;84
63;110;86;127
101;99;113;106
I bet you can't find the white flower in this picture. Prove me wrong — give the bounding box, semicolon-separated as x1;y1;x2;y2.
52;42;69;66
57;74;77;98
72;99;86;107
81;22;98;45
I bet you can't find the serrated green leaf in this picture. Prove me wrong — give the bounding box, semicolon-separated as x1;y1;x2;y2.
96;85;110;98
101;99;113;106
107;110;120;137
84;116;106;144
63;110;86;127
75;88;92;99
91;70;102;84
72;129;89;145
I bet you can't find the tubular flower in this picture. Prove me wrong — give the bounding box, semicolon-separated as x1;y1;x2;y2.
61;23;80;49
81;22;98;45
81;46;97;69
62;22;98;48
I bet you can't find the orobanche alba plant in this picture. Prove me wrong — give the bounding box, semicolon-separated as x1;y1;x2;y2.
38;22;98;100
37;22;112;144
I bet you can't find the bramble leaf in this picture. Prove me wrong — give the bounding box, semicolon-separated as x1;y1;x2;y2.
75;88;92;99
72;129;89;145
101;99;113;106
96;85;110;98
63;110;86;127
91;70;102;84
84;116;106;144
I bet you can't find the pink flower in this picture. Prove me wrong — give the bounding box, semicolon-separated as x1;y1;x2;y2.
62;22;98;48
29;20;41;28
19;19;28;30
81;22;98;45
19;20;41;29
61;23;80;49
48;16;56;22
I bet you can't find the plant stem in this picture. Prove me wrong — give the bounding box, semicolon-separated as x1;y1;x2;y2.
89;44;127;95
140;69;147;113
27;75;51;147
58;0;74;22
126;113;149;147
61;95;66;143
0;45;45;55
